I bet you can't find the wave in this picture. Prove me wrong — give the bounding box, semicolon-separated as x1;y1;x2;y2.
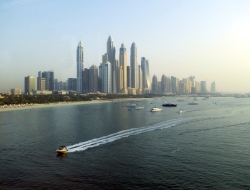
67;117;191;153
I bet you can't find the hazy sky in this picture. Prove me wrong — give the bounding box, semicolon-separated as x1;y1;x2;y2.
0;0;250;93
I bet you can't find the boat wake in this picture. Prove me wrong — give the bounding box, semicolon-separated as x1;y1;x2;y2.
67;117;191;153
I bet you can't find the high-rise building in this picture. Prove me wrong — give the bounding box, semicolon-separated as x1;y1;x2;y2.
211;82;216;93
89;65;98;93
171;76;179;94
68;78;77;91
195;81;201;93
107;36;116;93
103;62;112;93
127;66;131;88
119;43;127;94
201;81;207;93
189;76;195;87
24;76;35;94
138;65;142;90
141;57;151;93
41;71;54;91
152;75;158;94
161;74;167;94
37;77;46;91
77;41;84;93
130;42;138;89
82;68;89;93
54;79;59;90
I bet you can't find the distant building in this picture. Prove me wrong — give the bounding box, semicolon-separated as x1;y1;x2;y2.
89;65;98;93
161;74;167;94
127;66;131;88
68;78;77;91
141;57;151;93
119;43;127;94
201;81;207;93
171;76;179;94
77;41;84;93
82;68;89;93
37;77;46;90
11;88;22;95
130;42;138;89
24;76;36;94
41;71;54;91
152;75;158;94
211;82;216;93
103;62;112;93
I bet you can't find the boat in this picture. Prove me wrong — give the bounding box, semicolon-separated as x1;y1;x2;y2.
177;99;185;102
150;107;162;112
135;106;144;110
188;101;199;105
162;102;177;107
126;103;137;107
56;146;68;153
177;109;182;114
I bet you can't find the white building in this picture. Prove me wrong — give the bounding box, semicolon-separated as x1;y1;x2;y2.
103;61;112;93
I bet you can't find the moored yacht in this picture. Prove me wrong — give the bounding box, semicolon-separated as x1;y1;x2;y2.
162;102;177;107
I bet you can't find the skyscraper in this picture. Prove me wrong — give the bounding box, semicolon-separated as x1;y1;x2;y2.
141;57;151;92
103;62;112;93
130;42;138;89
107;36;116;93
82;68;89;94
127;66;131;88
161;74;167;94
201;81;207;93
89;65;98;93
152;75;158;94
119;43;127;94
171;76;179;94
77;41;84;93
41;71;54;90
211;82;216;93
67;78;77;91
24;75;35;94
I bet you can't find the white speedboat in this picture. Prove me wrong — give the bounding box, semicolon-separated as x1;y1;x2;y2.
177;109;182;114
188;101;199;105
56;146;68;153
126;103;137;107
150;107;162;112
135;106;144;110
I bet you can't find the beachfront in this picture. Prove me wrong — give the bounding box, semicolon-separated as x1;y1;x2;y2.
0;99;145;112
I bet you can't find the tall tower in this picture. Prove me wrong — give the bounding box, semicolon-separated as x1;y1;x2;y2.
77;41;84;93
119;43;127;94
152;75;158;94
107;36;116;93
89;65;98;93
130;42;138;89
141;57;151;92
41;71;54;90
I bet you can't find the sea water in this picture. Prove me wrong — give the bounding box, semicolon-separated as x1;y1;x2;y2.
1;97;250;189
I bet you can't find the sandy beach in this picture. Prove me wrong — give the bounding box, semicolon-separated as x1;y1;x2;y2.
0;98;146;113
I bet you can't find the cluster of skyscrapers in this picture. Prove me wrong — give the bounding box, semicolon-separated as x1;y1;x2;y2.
19;36;215;95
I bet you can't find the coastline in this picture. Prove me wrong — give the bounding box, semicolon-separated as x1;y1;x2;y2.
0;98;147;113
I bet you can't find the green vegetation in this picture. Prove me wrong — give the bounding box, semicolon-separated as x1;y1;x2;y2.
0;93;169;105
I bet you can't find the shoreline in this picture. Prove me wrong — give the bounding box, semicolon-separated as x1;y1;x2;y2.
0;98;148;113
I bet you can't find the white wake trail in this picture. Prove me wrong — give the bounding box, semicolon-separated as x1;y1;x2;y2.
67;117;191;153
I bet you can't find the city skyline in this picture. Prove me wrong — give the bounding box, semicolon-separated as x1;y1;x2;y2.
1;0;250;93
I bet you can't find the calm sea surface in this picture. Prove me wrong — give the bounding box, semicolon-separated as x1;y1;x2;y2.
1;97;250;189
